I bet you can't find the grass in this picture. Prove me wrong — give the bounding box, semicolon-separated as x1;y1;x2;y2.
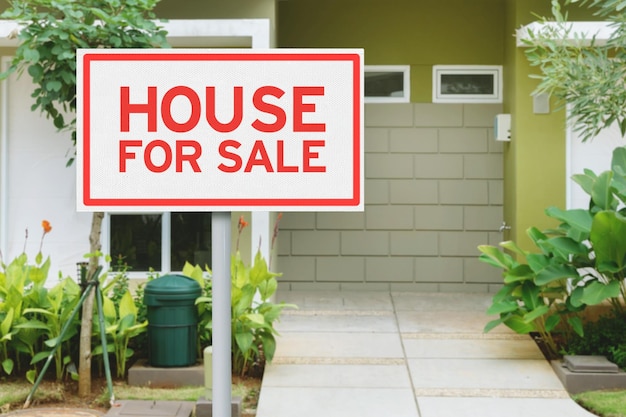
0;381;65;414
574;390;626;417
0;377;260;415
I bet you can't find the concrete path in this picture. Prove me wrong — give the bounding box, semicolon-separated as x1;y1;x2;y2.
256;291;595;417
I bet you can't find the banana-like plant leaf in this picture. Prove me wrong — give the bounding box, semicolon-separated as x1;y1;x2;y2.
503;315;536;334
591;211;626;270
580;280;621;305
535;264;579;285
545;207;592;235
477;245;515;270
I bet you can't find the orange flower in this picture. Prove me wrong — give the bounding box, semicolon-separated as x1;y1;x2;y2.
238;215;248;231
42;220;52;234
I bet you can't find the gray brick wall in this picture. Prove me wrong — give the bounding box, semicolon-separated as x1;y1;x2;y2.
276;103;503;292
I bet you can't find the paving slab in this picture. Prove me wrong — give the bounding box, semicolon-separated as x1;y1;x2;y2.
417;397;595;417
408;358;565;390
256;387;418;417
273;332;405;358
104;401;194;417
276;312;397;333
392;292;492;312
396;310;513;334
262;363;412;388
258;291;591;417
402;338;544;359
276;290;394;311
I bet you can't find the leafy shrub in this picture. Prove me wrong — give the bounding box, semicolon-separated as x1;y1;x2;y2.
566;313;626;369
479;146;626;358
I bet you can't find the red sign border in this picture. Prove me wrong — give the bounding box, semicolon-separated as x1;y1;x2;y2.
80;51;362;209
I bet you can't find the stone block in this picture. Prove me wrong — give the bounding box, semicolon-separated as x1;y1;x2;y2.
414;155;464;179
414;206;463;231
414;103;463;127
365;103;414;127
317;256;365;282
464;154;503;179
128;360;204;388
563;355;619;373
195;396;242;417
551;359;626;394
439;180;488;205
364;127;389;152
365;179;389;204
463;103;503;127
341;231;389;255
291;231;340;255
390;231;439;256
389;128;438;153
366;154;414;179
366;205;414;230
438;128;488;153
106;400;195;417
390;180;438;205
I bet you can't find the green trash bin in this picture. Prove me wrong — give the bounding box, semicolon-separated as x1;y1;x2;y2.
144;274;202;367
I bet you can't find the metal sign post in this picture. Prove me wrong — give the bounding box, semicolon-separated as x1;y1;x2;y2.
212;212;232;417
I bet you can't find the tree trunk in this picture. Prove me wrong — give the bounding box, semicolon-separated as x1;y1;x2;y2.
78;211;104;397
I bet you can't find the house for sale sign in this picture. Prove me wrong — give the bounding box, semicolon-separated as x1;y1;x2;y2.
76;49;363;212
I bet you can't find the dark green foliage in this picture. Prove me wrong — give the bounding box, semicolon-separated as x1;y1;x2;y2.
0;0;169;163
566;313;626;369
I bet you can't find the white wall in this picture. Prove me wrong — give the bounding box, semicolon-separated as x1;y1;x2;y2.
567;121;626;209
2;62;92;281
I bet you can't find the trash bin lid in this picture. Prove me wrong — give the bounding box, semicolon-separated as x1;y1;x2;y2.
144;274;202;304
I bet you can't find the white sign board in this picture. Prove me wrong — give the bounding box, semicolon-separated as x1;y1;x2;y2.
77;49;363;212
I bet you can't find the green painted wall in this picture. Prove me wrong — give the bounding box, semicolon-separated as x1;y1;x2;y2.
278;0;505;102
504;0;599;250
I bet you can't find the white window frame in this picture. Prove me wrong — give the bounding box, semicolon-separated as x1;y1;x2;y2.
103;212;172;277
364;65;410;103
433;65;502;104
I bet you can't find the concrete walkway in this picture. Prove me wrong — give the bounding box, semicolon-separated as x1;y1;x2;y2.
256;291;595;417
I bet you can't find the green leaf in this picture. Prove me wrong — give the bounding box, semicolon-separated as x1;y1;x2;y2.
484;317;505;333
26;369;37;384
503;314;536;334
234;332;254;356
535;263;578;285
31;351;51;364
545;314;561;332
477;245;515;270
0;307;13;337
486;300;518;315
2;358;14;375
119;290;137;321
569;286;585;308
500;240;528;256
243;313;266;327
523;305;550;323
260;333;277;362
503;264;535;283
45;80;62;92
545;207;592;235
102;295;116;322
590;211;626;270
612;146;626;176
591;171;615;210
568;316;584;338
580;280;621;305
22;47;40;62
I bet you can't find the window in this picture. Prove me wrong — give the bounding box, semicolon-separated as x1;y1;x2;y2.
109;212;212;273
364;65;410;103
433;65;502;103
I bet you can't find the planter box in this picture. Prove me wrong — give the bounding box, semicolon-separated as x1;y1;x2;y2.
551;355;626;394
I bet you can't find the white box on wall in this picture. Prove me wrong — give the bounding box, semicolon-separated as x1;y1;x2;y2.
494;114;511;142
